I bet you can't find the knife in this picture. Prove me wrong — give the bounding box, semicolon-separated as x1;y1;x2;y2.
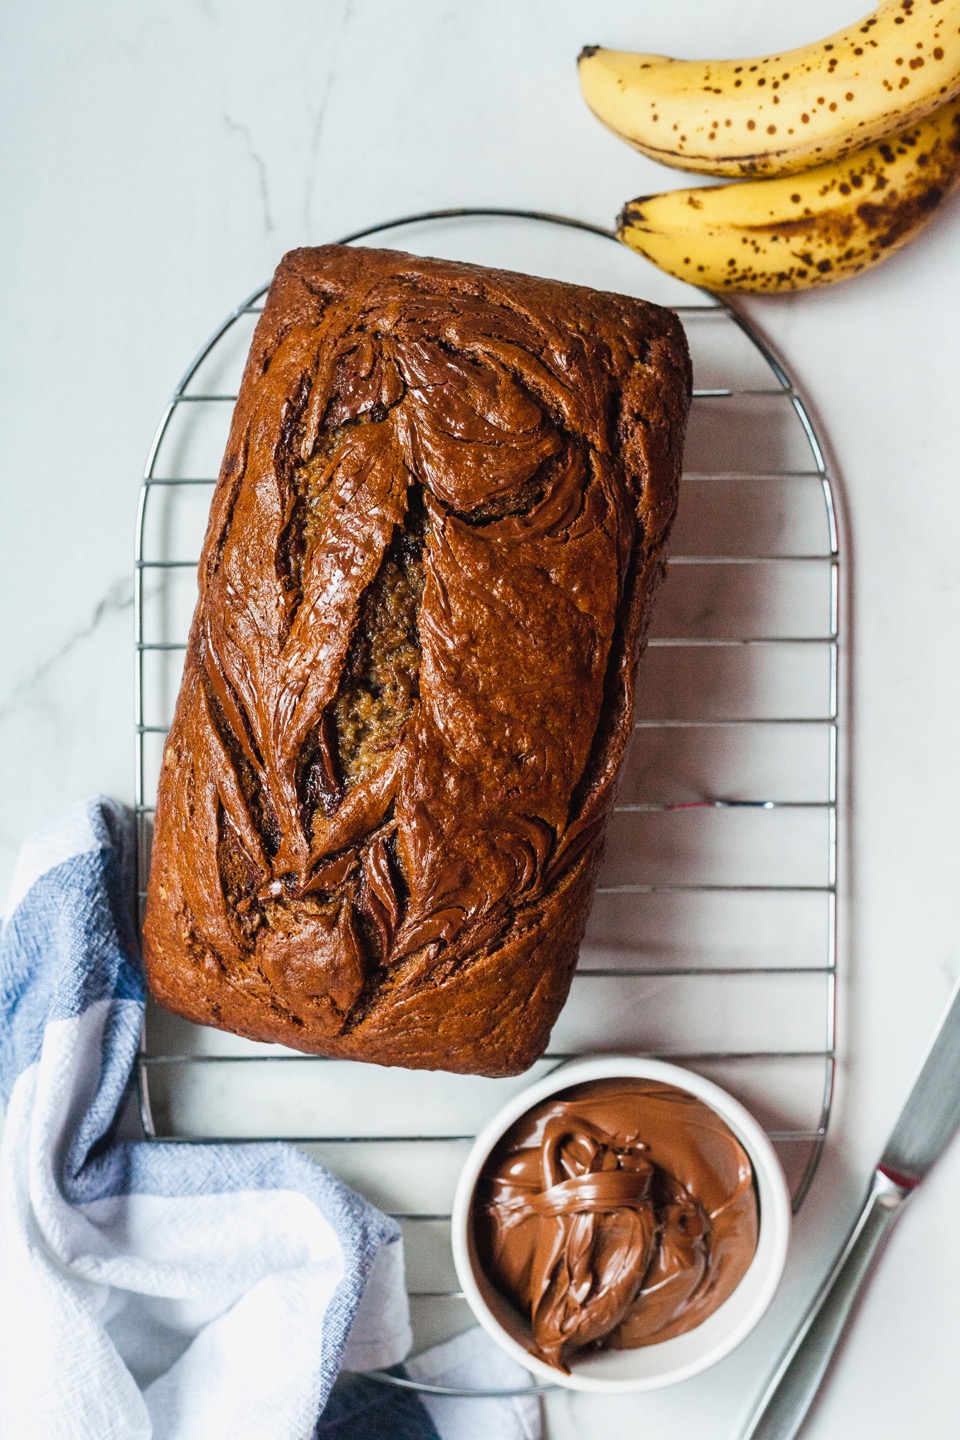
740;972;960;1440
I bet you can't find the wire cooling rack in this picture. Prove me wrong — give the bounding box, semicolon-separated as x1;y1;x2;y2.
134;209;840;1392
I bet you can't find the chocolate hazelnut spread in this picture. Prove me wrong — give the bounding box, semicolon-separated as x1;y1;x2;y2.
472;1078;759;1370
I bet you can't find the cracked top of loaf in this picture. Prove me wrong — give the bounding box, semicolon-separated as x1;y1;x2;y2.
143;245;691;1076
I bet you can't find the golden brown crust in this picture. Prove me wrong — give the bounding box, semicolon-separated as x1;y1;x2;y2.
143;245;691;1076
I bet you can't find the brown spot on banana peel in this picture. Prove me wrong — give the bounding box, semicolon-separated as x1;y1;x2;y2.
618;199;651;231
739;181;944;246
578;43;658;70
858;183;946;244
740;211;861;243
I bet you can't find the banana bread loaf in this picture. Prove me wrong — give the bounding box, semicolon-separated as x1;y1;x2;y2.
143;245;691;1076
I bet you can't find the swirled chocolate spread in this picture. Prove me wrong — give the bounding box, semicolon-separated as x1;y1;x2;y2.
143;245;691;1076
473;1079;758;1369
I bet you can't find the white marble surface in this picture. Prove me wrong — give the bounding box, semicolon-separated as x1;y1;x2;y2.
2;1;959;1435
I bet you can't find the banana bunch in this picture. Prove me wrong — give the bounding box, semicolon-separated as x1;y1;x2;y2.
579;0;960;291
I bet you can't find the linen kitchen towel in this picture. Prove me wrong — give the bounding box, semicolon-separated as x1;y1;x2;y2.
0;798;412;1440
319;1328;543;1440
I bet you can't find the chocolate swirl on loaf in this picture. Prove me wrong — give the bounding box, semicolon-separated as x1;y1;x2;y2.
143;246;691;1076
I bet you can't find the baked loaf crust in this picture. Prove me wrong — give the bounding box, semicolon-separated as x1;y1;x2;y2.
143;245;691;1076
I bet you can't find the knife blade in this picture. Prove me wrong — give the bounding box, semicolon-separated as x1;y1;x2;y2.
877;972;960;1186
741;971;960;1440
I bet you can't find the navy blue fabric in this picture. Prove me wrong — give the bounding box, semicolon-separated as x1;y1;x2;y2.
317;1371;441;1440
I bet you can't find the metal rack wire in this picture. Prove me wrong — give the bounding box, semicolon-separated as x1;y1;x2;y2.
134;209;840;1393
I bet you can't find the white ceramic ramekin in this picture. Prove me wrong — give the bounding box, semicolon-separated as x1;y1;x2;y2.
451;1055;791;1392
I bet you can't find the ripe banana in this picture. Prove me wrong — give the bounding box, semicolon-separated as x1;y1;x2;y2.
579;0;960;177
617;94;960;291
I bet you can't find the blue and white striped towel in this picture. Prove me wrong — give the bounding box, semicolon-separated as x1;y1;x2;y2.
0;799;540;1440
